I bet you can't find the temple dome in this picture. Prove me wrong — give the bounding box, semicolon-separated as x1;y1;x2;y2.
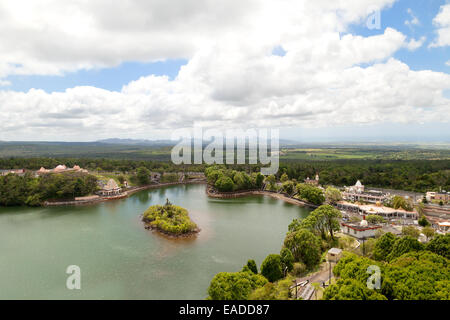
104;179;120;191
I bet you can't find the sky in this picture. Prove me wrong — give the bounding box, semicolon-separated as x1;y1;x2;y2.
0;0;449;142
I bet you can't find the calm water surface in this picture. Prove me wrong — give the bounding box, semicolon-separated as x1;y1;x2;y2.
0;184;310;299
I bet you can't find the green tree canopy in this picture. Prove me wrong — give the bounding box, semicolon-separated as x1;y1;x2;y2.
391;195;413;211
402;226;420;239
323;278;387;300
260;254;283;282
325;187;342;205
283;229;322;268
136;167;151;185
373;232;396;261
280;248;294;272
246;259;258;274
296;183;325;205
207;271;268;300
426;234;450;259
386;236;424;261
214;176;235;192
296;205;341;240
248;277;292;300
418;216;430;227
366;215;385;224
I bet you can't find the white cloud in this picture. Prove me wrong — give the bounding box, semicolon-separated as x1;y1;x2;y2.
405;36;426;51
0;80;10;86
0;0;449;141
405;8;420;28
430;4;450;47
446;61;450;67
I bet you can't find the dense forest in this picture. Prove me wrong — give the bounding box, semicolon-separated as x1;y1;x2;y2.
0;172;98;206
278;160;450;192
0;157;449;193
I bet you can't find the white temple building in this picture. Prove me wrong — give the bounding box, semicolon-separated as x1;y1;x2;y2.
98;179;122;197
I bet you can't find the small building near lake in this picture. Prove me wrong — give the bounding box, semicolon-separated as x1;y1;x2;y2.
98;179;122;197
327;248;343;263
341;217;382;239
304;174;319;186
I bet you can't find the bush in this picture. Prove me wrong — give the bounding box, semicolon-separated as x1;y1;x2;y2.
246;259;258;274
366;215;384;224
260;254;283;282
373;232;396;261
291;262;306;277
142;203;197;235
280;248;294;272
208;271;268;300
426;234;450;259
283;229;322;269
418;216;430;227
136;167;151;185
248;277;293;300
386;236;424;261
402;226;420;239
296;183;325;205
161;173;179;183
214;176;235;192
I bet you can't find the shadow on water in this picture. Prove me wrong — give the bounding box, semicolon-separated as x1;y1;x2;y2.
136;191;150;204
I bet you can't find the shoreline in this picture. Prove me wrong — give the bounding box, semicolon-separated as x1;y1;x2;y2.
43;179;206;207
205;186;319;209
41;179;319;210
142;222;201;238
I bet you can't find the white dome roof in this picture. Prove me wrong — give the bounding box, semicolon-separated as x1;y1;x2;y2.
360;219;368;227
355;180;362;187
104;179;120;191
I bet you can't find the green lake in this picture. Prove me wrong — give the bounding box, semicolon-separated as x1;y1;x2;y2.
0;184;310;299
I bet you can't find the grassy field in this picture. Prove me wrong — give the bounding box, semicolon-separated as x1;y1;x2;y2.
1;141;449;161
280;147;450;160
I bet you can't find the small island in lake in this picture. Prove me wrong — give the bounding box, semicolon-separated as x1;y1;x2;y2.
142;199;199;237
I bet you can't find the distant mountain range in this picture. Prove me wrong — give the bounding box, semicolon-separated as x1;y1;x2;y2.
96;138;175;146
96;138;301;147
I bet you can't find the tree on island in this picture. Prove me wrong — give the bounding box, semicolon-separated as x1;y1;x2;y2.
142;203;198;235
214;176;234;192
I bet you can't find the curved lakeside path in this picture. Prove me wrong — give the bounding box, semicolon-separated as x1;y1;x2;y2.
205;186;319;209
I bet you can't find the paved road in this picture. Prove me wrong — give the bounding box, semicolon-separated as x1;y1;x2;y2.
293;264;334;300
